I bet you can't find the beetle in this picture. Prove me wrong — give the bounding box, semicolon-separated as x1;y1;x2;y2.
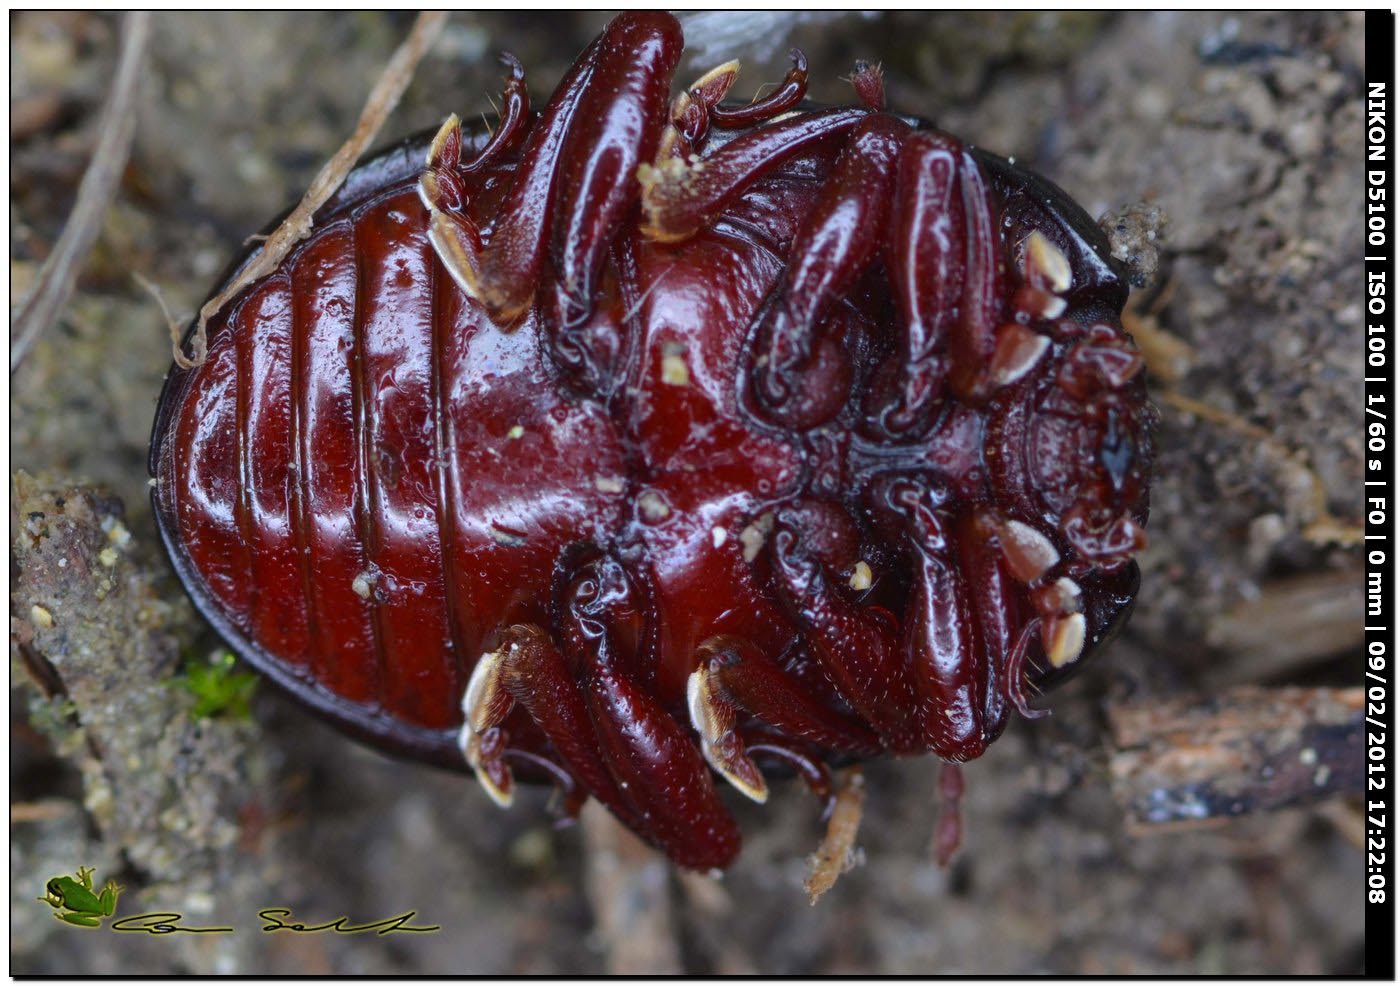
150;11;1152;871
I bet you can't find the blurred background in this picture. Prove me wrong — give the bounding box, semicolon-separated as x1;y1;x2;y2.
11;10;1365;974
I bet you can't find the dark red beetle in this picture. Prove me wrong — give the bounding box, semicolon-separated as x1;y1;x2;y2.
151;12;1152;871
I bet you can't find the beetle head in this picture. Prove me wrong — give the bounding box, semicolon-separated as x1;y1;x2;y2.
1026;324;1155;572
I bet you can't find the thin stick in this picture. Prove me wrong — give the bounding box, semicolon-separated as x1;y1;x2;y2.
1157;389;1364;547
10;11;151;373
132;270;188;359
174;10;448;369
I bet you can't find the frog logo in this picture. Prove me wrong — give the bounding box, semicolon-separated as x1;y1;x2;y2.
37;866;123;928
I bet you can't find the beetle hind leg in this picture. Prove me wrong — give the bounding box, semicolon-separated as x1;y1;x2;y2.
458;551;744;871
559;553;742;870
458;624;655;839
457;643;517;807
420;114;494;310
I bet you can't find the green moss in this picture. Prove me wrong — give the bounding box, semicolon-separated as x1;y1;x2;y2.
173;651;258;721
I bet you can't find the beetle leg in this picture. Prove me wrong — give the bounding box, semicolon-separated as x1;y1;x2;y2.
767;499;917;748
946;149;1008;401
458;642;518;806
845;59;886;111
686;657;769;803
710;49;809;128
750;113;911;430
933;761;966;866
947;162;1075;402
461;53;530;172
661;48;810;163
559;554;743;871
658;60;741;162
460;624;665;848
419;56;531;299
538;13;683;393
864;132;962;438
952;510;1031;733
423;38;592;322
424;13;679;329
420;115;486;302
989;512;1091;674
1031;576;1088;672
742;739;835;808
688;635;880;801
697;636;881;757
639;107;865;243
876;477;989;761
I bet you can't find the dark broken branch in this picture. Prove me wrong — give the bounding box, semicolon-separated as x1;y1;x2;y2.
1108;686;1363;833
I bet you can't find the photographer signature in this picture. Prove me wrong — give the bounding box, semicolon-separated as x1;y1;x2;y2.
109;908;439;936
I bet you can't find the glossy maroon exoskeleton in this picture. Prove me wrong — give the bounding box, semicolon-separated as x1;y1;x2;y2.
151;12;1153;871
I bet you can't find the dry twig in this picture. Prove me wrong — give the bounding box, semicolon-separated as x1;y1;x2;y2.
10;11;150;373
173;10;448;369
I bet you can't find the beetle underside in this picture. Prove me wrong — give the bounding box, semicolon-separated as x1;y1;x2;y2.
152;12;1152;871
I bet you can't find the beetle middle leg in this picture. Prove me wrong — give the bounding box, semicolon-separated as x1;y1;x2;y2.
748;113;911;430
659;48;810;162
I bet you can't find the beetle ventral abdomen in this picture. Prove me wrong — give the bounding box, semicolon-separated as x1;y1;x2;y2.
151;11;1152;871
